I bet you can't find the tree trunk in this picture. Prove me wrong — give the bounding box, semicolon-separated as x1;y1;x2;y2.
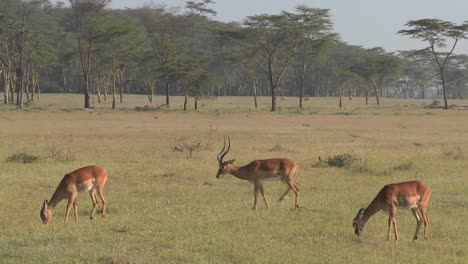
270;86;276;111
111;56;116;110
339;93;342;109
365;88;369;105
250;68;258;109
103;77;108;102
3;70;10;104
164;74;170;106
183;91;188;111
440;69;448;109
96;77;102;104
36;78;40;100
118;68;124;104
31;69;38;102
16;67;23;109
84;72;91;108
149;86;153;103
253;82;258;109
24;66;30;103
420;82;426;99
371;81;380;105
10;75;15;103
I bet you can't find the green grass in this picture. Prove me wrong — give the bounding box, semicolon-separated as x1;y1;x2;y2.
0;94;467;263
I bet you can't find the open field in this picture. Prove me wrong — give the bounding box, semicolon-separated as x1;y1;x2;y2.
0;94;467;263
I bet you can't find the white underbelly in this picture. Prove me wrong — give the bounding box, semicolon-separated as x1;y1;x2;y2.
77;179;96;192
398;195;420;209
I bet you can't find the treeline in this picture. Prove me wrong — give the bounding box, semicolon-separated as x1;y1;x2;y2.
0;0;467;110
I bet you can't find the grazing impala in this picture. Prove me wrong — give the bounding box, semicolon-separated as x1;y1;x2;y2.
216;137;300;209
40;165;108;224
352;180;431;242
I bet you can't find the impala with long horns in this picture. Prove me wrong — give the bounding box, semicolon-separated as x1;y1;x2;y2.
216;137;300;209
352;180;431;242
40;165;108;224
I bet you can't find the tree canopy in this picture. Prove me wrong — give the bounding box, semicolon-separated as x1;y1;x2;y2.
1;0;468;110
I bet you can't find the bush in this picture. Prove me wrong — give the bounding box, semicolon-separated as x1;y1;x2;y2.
443;148;464;160
48;147;76;162
392;161;415;171
6;152;39;164
173;137;203;158
269;144;290;152
324;154;357;168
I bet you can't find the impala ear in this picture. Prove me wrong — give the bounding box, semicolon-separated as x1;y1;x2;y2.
43;200;48;210
227;159;235;164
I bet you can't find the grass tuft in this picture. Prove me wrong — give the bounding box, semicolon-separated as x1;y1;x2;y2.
47;147;76;162
269;144;291;152
392;161;415;171
443;147;464;160
6;152;39;164
323;153;358;168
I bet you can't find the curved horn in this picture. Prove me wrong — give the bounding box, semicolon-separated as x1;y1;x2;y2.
217;137;227;162
219;137;231;162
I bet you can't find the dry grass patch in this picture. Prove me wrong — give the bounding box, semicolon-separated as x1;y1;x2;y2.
0;95;467;263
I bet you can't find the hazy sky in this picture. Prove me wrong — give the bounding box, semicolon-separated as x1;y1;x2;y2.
64;0;468;54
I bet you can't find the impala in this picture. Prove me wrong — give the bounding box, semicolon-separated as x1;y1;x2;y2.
216;137;300;209
40;165;108;224
352;180;431;242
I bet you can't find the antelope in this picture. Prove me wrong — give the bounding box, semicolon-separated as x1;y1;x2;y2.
40;165;108;224
216;137;300;209
352;180;431;242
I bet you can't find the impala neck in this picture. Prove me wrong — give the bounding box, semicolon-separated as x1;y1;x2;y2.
47;186;66;210
362;196;383;224
226;164;250;181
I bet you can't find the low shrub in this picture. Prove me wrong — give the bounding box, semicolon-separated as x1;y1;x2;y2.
6;152;39;164
48;147;76;162
324;153;357;168
443;148;464;160
392;161;415;171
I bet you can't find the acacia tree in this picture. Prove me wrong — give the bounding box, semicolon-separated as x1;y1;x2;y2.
168;52;212;111
444;55;468;99
285;5;336;108
0;14;16;104
139;5;187;107
326;43;364;108
398;19;468;109
398;50;435;99
94;11;144;109
0;0;47;108
69;0;110;109
351;48;403;105
244;14;302;111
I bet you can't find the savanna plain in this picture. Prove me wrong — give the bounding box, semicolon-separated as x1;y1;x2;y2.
0;95;467;264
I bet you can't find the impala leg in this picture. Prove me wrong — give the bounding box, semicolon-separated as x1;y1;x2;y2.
252;184;259;210
387;214;392;242
421;208;429;241
411;208;422;242
258;182;269;209
65;192;77;223
73;198;79;222
393;219;399;241
391;207;399;241
97;188;107;217
387;206;397;241
89;190;98;219
288;181;300;209
278;187;291;202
